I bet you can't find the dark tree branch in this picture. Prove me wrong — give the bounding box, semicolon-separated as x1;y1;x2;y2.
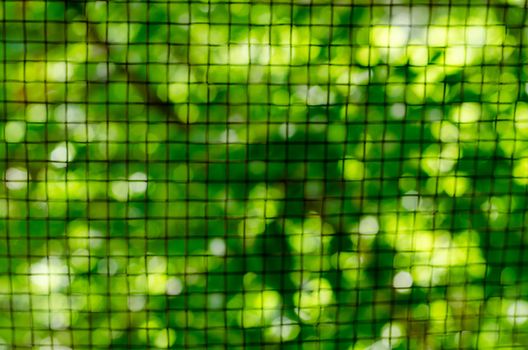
67;1;186;126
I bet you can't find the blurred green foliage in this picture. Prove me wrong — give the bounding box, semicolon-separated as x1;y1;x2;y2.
1;0;528;349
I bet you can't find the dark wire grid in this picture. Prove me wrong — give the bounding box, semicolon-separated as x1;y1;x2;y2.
1;1;528;349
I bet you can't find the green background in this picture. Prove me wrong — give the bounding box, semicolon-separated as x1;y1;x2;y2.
1;0;528;349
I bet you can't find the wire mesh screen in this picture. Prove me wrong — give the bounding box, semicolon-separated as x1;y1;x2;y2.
1;0;528;349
